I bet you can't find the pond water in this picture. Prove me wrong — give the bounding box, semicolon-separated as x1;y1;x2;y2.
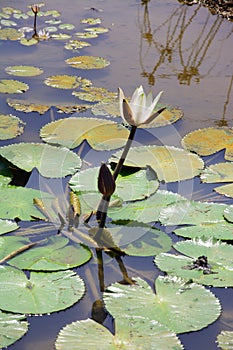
0;0;233;349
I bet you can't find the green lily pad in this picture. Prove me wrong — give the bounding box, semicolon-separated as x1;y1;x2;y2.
0;79;29;94
201;162;233;198
51;33;71;40
106;224;172;256
0;219;19;235
216;331;233;349
40;117;129;151
7;98;50;114
5;65;43;77
0;235;30;261
20;37;38;46
0;143;82;178
69;167;159;201
0;186;53;220
104;275;221;334
9;235;92;271
44;75;81;89
0;266;85;314
223;206;233;222
0;311;28;348
155;238;233;287
108;190;185;223
64;39;91;50
182;127;233;161
59;23;75;30
174;222;233;240
159;200;228;225
55;317;183;350
0;28;22;40
110;145;204;182
72;86;116;102
1;19;17;27
65;56;110;69
0;113;25;140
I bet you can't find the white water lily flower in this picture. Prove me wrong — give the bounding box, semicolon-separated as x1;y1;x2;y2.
119;85;164;126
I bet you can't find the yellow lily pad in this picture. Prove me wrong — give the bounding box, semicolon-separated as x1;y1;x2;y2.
44;75;81;89
65;55;110;69
110;145;204;182
80;17;102;25
0;28;22;40
40;117;129;151
72;86;117;102
0;80;29;94
182;127;233;161
7;98;50;114
0;114;25;140
5;65;43;77
140;104;183;128
64;39;91;50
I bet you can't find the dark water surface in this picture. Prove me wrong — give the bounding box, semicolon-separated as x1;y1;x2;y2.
0;0;233;349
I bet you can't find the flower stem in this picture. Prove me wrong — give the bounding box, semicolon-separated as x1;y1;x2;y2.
96;125;137;229
112;125;137;180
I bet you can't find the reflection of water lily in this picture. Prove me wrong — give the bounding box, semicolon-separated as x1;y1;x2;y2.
119;85;163;126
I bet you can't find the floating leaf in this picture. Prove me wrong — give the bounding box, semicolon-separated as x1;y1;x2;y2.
44;75;81;89
80;17;102;25
106;224;172;256
59;23;75;30
140;104;183;128
72;86;116;102
40;117;129;151
0;79;29;94
84;27;109;34
108;190;185;223
0;187;53;220
91;100;119;117
0;219;19;235
65;56;110;69
56;104;90;114
0;19;17;27
174;222;233;240
5;65;43;77
7;98;50;114
0;28;22;40
159;200;228;226
0;236;31;261
110;145;204;182
64;39;91;50
155;238;233;287
20;37;38;46
201;162;233;198
55;317;183;350
0;266;85;314
51;33;71;40
9;235;92;271
216;331;233;349
223;206;233;222
74;31;98;39
0;113;25;139
104;276;221;334
0;143;82;178
0;311;28;348
182;127;233;161
69;167;159;201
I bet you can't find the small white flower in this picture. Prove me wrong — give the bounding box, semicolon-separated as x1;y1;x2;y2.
119;85;164;127
37;29;50;40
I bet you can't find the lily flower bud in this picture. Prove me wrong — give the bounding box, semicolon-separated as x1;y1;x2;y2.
98;163;116;197
31;4;40;14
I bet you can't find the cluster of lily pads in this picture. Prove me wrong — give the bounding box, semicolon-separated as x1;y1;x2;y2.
0;3;233;350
